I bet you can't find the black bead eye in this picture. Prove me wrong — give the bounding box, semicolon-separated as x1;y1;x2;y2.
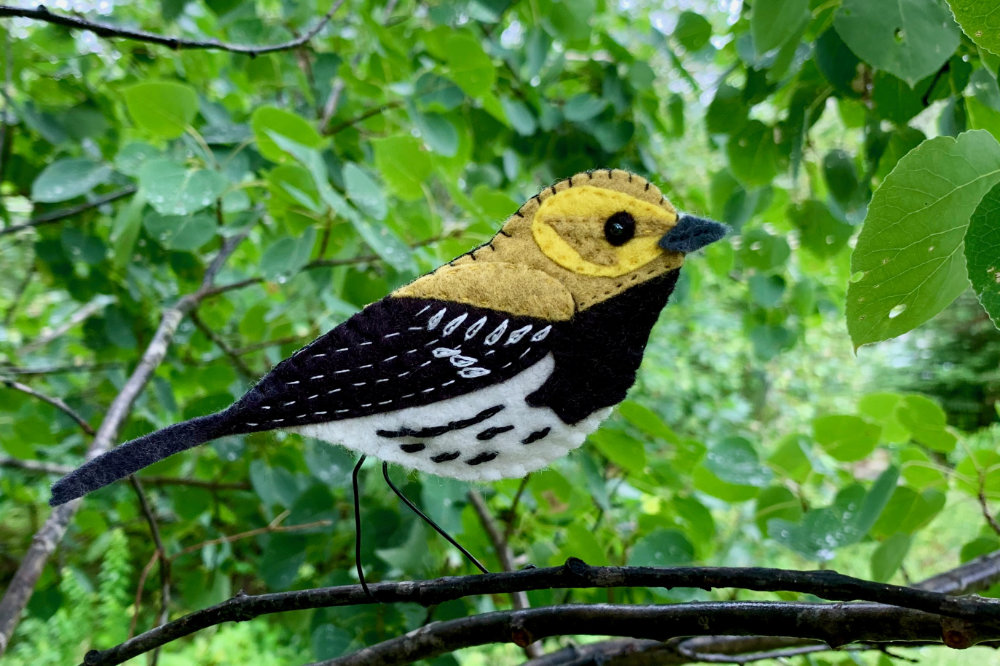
603;211;635;246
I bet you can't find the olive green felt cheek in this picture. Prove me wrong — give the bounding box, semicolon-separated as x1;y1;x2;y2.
531;186;678;277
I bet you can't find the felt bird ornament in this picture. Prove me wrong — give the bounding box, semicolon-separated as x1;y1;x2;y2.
49;169;726;507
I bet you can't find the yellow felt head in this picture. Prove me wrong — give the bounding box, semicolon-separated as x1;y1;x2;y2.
394;169;687;318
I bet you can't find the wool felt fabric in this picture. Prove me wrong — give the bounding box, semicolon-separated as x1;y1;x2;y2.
49;169;727;506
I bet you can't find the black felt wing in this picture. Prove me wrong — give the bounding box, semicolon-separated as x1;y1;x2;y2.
225;296;556;432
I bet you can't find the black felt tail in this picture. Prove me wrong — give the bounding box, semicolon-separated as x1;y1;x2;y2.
49;412;232;506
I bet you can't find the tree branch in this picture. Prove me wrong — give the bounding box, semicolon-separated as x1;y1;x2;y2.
79;557;1000;665
0;2;345;56
0;186;136;237
189;309;256;380
127;477;170;666
0;231;250;656
311;602;997;666
0;378;95;435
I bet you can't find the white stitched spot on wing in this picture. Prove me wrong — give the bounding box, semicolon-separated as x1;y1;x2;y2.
415;304;431;316
443;313;468;336
465;316;488;340
433;347;462;358
450;355;477;368
484;320;508;345
531;325;552;342
428;308;446;330
506;325;532;345
459;367;490;378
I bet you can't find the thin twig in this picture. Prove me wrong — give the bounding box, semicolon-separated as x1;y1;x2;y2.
0;186;136;237
0;2;345;55
0;378;95;435
2;261;34;327
468;489;541;659
189;310;255;380
1;361;122;376
19;296;113;353
129;552;160;640
0;230;251;656
978;472;1000;537
172;513;331;560
326;100;404;135
502;475;530;546
127;477;171;666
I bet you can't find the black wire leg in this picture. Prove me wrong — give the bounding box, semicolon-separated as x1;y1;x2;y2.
381;461;489;574
352;455;375;600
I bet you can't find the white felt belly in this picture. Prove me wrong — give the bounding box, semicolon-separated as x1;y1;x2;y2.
290;354;610;481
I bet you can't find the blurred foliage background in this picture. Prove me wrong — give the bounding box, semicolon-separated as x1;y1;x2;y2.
2;0;1000;663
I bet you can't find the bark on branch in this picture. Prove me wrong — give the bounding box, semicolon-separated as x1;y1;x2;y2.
0;2;344;56
80;557;1000;665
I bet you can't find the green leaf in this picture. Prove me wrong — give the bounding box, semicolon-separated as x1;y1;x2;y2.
260;534;306;589
413;112;459;156
114;142;160;177
627;528;694;567
674;11;712;52
947;0;1000;55
748;274;786;308
834;0;961;85
704;437;772;487
563;93;607;122
589;428;646;475
956;450;1000;499
847;131;1000;348
767;434;814;484
754;486;803;536
138;159;227;215
706;84;747;135
823;149;859;207
900;445;949;489
617;401;679;444
788;200;854;258
372;136;432;201
143;212;217;251
442;32;496;98
499;97;537;136
896;394;957;452
871;533;911;581
965;181;1000;326
31;158;111;203
251;106;324;163
858;392;910;442
343;163;387;221
261;227;316;280
740;228;791;271
751;0;809;54
813;414;882;462
122;82;198;139
312;625;352;661
727;120;779;187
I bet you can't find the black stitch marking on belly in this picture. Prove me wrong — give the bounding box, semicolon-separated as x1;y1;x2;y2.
377;405;505;438
466;451;499;465
400;443;426;453
477;425;515;441
521;427;551;445
431;451;461;463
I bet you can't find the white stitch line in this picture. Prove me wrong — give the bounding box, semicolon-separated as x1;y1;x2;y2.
421;387;435;393
406;349;417;354
283;400;296;406
272;418;285;423
519;347;532;359
315;411;327;415
408;326;423;331
311;374;325;380
424;338;440;347
415;304;431;316
335;369;350;374
360;341;372;346
502;362;512;369
378;400;393;405
419;360;432;367
361;402;372;407
247;422;258;426
262;405;271;410
336;347;348;353
297;414;306;419
398;371;411;377
441;380;455;387
308;394;319;400
402;393;415;399
383;355;397;362
376;378;388;383
359;364;373;369
353;381;367;387
312;353;327;358
327;388;341;394
336;409;350;414
287;380;300;385
384;332;401;339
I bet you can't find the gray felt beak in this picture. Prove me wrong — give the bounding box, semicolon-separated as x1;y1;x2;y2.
659;214;729;253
